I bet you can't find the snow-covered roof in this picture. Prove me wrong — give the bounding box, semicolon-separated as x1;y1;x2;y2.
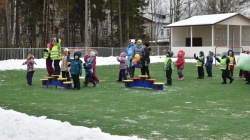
143;13;169;24
167;13;238;27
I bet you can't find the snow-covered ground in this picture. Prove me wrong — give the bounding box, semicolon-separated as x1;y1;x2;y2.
0;56;195;140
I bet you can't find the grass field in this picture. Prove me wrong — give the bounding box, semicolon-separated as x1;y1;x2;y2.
0;63;250;140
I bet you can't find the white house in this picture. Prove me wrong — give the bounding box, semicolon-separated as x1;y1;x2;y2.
167;13;250;57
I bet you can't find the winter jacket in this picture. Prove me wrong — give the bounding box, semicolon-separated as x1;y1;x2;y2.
141;47;151;65
117;56;127;70
23;58;35;72
126;44;135;66
84;61;93;75
133;44;144;58
164;57;174;70
175;50;185;69
61;55;69;72
194;54;205;67
67;54;82;75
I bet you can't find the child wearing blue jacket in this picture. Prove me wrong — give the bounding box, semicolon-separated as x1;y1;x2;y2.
126;40;135;77
205;51;214;77
83;56;96;87
67;51;82;90
194;51;205;79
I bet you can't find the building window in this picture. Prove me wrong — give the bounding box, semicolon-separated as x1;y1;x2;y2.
102;28;108;36
161;29;164;36
166;29;170;38
144;29;148;34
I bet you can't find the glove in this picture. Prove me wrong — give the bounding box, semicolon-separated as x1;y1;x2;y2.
68;64;71;67
44;49;48;52
79;73;82;77
163;67;166;71
68;51;70;55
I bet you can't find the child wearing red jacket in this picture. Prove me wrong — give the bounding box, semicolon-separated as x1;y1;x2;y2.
175;50;185;80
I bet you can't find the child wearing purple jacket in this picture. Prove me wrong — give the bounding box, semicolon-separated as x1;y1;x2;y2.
116;52;127;82
22;54;36;86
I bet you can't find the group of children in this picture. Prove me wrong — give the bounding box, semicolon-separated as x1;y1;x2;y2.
162;49;250;86
23;38;99;89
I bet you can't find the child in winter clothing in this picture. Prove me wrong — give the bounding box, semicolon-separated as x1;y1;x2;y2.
83;56;96;87
214;52;234;84
117;52;127;82
205;51;214;77
126;40;135;77
67;51;82;90
228;50;236;76
141;42;151;78
194;51;205;79
175;50;185;80
164;51;174;86
61;48;71;81
22;54;36;86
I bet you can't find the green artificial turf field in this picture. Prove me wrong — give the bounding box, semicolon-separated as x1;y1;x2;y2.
0;63;249;139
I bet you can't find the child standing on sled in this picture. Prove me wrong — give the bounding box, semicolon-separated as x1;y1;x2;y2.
22;54;36;86
116;52;127;82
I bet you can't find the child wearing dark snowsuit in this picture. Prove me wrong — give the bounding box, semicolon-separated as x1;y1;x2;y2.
67;51;82;90
83;57;96;87
141;42;151;78
205;51;214;77
116;52;127;82
214;52;234;84
164;51;174;86
22;54;36;86
194;51;205;79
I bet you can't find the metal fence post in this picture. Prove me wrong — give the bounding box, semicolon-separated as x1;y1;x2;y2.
112;47;113;56
158;46;159;56
23;48;25;59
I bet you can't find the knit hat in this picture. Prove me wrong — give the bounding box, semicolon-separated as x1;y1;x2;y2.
74;51;82;59
167;51;174;57
144;42;150;48
121;52;126;57
209;51;214;56
199;51;204;56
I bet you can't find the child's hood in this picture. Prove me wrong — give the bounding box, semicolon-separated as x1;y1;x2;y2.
178;50;185;58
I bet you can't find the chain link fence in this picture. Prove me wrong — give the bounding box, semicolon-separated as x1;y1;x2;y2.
0;46;171;60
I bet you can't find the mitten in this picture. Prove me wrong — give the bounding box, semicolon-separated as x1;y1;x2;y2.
44;49;48;52
79;73;82;77
163;67;166;71
68;64;71;67
68;51;70;55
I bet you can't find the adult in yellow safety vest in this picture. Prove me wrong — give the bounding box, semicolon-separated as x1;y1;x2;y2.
214;52;234;84
194;51;205;79
50;38;61;75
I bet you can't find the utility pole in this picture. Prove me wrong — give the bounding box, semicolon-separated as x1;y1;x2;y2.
84;0;88;49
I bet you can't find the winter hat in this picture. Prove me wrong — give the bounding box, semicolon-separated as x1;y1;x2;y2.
199;51;204;56
90;50;96;56
121;52;126;57
228;50;234;56
137;39;142;44
144;42;150;48
167;51;174;57
209;51;214;56
74;51;82;59
63;48;69;52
